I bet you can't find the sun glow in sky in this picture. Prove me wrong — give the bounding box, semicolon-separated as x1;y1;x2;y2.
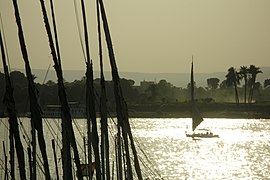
1;0;270;73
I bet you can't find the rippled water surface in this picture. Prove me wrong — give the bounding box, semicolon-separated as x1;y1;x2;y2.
1;118;270;179
130;118;270;179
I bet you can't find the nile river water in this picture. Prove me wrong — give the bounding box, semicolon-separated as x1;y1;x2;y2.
1;118;270;179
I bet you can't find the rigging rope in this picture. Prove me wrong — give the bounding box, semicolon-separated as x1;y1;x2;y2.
129;119;163;178
0;119;9;130
0;13;12;76
0;157;11;179
1;116;49;178
73;0;86;63
42;64;51;85
43;119;62;148
18;117;31;146
65;86;85;138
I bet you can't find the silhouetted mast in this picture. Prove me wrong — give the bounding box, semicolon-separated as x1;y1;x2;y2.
3;141;8;180
191;58;194;104
97;0;143;179
48;0;72;179
190;59;204;131
11;0;51;179
0;15;15;180
0;22;26;180
96;0;110;178
80;0;101;178
38;0;83;179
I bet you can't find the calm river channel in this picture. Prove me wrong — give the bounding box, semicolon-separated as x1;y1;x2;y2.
1;118;269;179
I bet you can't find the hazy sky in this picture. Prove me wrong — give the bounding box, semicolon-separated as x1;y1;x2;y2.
0;0;270;73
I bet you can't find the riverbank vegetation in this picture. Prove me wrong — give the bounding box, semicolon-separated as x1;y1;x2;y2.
0;66;269;118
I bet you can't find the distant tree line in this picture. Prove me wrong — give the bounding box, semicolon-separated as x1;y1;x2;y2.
0;65;270;114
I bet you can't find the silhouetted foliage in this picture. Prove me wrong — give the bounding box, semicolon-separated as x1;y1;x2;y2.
225;67;240;104
247;65;262;103
0;68;269;115
239;66;248;103
10;71;27;88
207;78;220;89
264;79;270;88
45;80;56;86
219;80;228;89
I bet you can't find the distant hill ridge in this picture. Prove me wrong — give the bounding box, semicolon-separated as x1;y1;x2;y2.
1;67;269;88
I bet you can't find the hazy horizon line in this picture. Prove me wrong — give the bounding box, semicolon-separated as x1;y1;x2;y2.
1;65;270;75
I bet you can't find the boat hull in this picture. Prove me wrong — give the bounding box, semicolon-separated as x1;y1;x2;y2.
186;133;219;138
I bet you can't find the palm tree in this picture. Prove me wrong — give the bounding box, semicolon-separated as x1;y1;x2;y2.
264;79;270;88
248;65;262;103
225;67;240;104
239;66;248;104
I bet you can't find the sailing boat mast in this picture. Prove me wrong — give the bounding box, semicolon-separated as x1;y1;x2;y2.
97;0;143;179
0;24;26;180
187;58;219;138
48;0;72;179
191;57;194;105
96;0;110;178
38;0;83;179
9;112;15;180
80;0;101;178
11;0;51;178
190;58;204;132
0;16;15;180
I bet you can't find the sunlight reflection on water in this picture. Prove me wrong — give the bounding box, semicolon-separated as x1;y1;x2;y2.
1;118;270;179
131;118;270;179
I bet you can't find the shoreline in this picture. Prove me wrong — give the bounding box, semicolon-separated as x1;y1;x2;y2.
13;111;270;119
128;112;270;119
127;103;270;119
4;103;270;119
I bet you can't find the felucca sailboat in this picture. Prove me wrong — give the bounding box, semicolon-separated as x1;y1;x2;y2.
185;58;219;138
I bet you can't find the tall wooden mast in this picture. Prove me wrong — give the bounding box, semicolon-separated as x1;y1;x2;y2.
38;0;83;179
0;16;15;180
96;0;110;178
0;23;26;180
80;0;101;179
11;0;51;179
97;0;143;179
48;0;72;179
